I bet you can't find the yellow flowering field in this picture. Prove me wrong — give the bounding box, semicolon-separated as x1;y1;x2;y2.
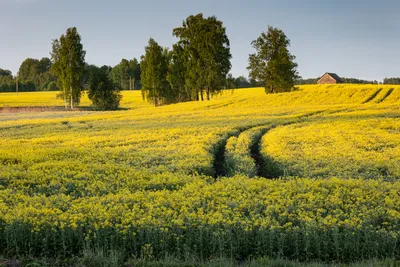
261;117;400;179
0;85;399;263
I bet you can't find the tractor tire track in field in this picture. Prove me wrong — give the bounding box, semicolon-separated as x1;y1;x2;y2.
213;124;283;179
213;128;248;178
250;127;273;178
250;123;293;178
376;88;394;103
213;140;228;178
212;124;284;179
212;110;334;179
363;88;383;104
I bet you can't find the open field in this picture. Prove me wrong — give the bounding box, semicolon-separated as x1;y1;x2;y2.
262;118;400;179
0;85;400;265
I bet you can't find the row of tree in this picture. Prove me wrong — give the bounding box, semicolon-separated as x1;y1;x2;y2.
3;13;400;109
18;57;57;90
383;77;400;84
140;15;299;106
1;14;302;108
0;70;34;92
226;75;261;89
0;59;56;92
140;14;232;106
296;77;400;85
0;59;142;94
1;61;256;94
110;59;141;90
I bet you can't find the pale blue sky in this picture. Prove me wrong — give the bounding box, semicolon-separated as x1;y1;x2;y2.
1;0;399;81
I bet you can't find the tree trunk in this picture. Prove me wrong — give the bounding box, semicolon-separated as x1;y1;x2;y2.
195;89;199;101
70;86;73;109
133;78;135;90
270;84;274;94
129;76;132;90
63;87;67;109
16;76;18;96
206;87;210;100
200;88;204;101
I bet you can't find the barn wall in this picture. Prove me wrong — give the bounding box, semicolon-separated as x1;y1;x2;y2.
318;74;339;84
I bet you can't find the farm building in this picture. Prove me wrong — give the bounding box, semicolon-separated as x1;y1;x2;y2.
317;73;344;84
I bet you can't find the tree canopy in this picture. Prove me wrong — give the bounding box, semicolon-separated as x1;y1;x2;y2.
51;27;86;109
110;58;141;90
173;13;232;101
167;44;191;102
140;38;171;106
248;26;299;94
87;65;122;110
0;69;12;77
141;14;232;107
18;57;55;91
383;77;400;85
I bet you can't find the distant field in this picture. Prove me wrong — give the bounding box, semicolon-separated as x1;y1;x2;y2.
1;84;400;108
0;90;144;108
0;85;399;265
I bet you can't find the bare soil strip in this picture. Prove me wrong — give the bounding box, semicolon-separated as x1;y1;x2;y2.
0;106;93;113
377;88;394;103
363;88;383;103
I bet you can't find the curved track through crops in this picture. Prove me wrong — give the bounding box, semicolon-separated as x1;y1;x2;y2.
1;86;400;263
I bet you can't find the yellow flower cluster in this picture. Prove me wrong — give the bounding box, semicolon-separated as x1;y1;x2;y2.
262;117;400;179
0;177;399;231
225;125;273;177
0;85;399;261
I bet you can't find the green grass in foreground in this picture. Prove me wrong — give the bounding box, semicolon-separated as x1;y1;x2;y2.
1;253;399;267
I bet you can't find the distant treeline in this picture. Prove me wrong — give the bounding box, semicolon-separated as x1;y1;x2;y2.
3;53;400;94
1;60;258;95
227;75;261;88
0;57;143;93
0;74;37;92
296;77;380;85
0;58;56;92
383;77;400;84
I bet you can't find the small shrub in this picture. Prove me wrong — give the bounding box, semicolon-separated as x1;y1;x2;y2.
87;66;122;110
